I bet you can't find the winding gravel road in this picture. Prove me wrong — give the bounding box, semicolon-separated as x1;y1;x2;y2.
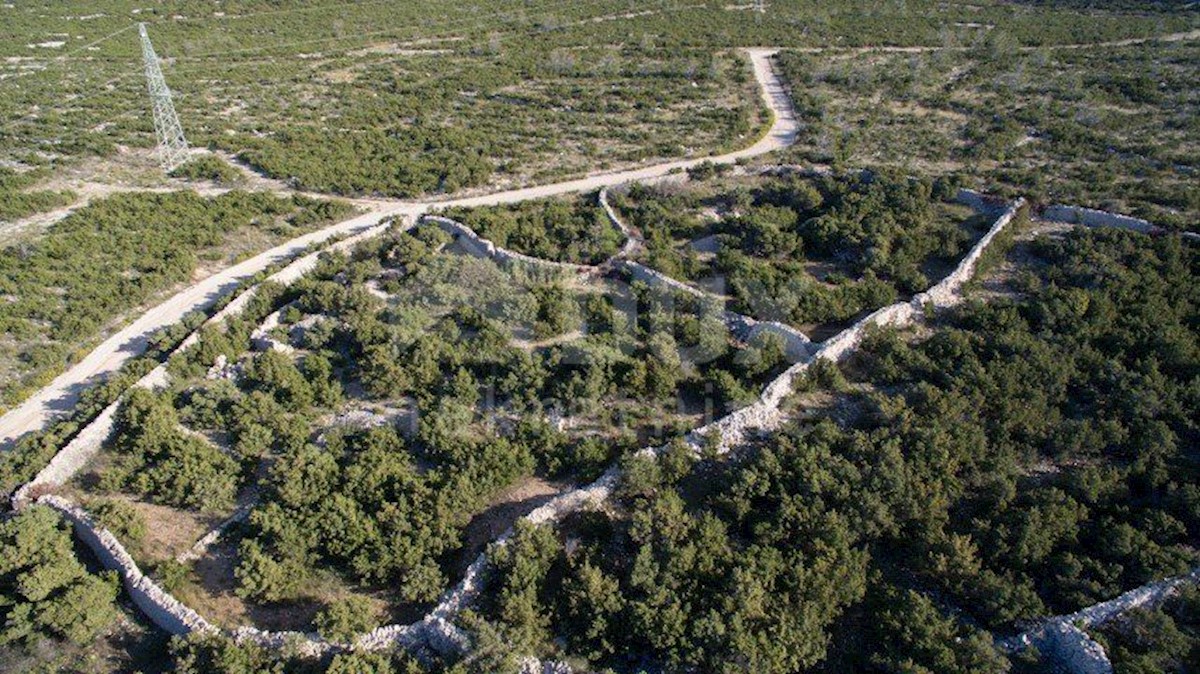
0;48;797;452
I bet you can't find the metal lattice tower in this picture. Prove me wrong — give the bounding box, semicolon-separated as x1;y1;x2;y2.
753;0;766;21
138;23;189;173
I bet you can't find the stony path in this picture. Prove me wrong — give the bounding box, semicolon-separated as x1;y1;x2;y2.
0;48;796;453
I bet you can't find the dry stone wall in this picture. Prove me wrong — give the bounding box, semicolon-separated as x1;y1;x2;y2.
11;218;400;510
176;493;258;564
423;215;595;275
1018;623;1112;674
597;186;641;260
1000;566;1200;673
23;192;1024;660
619;259;815;362
1041;204;1155;234
38;494;219;637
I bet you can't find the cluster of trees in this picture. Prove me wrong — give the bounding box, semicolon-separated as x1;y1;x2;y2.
0;190;354;408
440;195;622;265
476;421;1010;674
0;507;120;651
102;388;242;513
234;423;532;609
475;226;1198;671
617;171;975;326
854;228;1199;625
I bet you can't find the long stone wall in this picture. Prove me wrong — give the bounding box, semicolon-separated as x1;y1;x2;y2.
597;186;641;260
11;219;400;510
1040;203;1200;244
14;189;1025;662
38;494;219;637
618;259;816;362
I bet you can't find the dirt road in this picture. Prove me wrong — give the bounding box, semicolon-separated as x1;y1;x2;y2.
0;49;797;452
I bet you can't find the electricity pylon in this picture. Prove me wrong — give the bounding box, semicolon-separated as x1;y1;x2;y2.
138;23;189;173
754;0;766;21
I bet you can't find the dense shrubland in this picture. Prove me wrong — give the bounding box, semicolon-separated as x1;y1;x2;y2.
0;190;354;409
76;222;791;634
439;195;622;265
614;170;981;327
0;168;74;222
475;226;1199;672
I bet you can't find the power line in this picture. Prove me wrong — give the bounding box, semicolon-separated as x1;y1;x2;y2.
139;24;189;173
0;23;137;86
0;0;704;143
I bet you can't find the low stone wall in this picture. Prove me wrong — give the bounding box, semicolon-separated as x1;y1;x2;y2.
520;657;575;674
1019;623;1112;674
423;215;594;275
1041;204;1155;234
619;260;815;362
1001;566;1200;665
176;492;258;564
38;494;218;637
619;259;705;298
250;306;295;353
913;196;1025;307
1064;566;1200;627
955;187;1008;215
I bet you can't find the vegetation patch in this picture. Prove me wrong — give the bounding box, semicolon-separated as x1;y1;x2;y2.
776;40;1200;229
439;194;622;265
474;226;1199;673
613;170;984;330
0;190;354;409
168;155;244;185
0;167;74;223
